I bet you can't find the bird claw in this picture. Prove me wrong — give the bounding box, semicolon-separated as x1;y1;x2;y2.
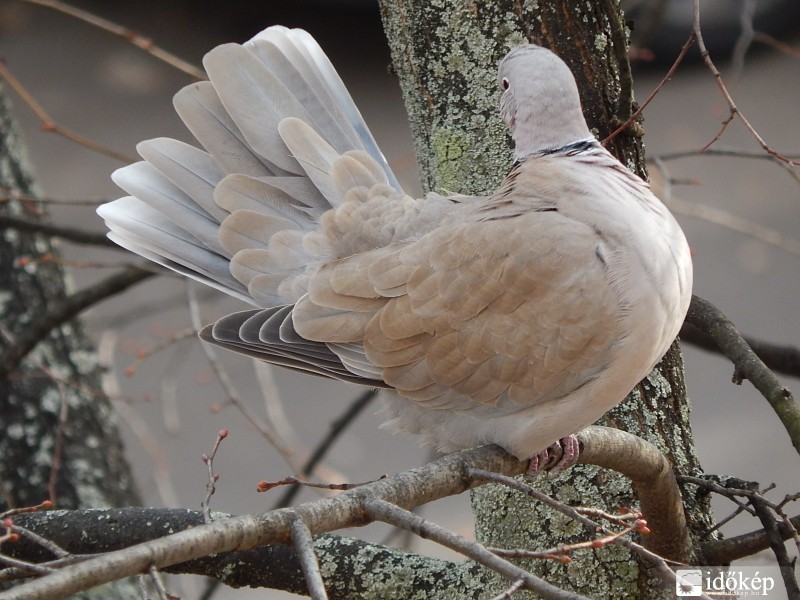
527;434;580;476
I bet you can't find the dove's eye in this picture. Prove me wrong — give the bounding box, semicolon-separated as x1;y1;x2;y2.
501;78;510;90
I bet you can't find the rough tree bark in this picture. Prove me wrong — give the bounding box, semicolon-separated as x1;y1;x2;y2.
379;1;714;597
0;86;140;597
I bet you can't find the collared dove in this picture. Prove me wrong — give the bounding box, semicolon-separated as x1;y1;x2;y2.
98;26;692;464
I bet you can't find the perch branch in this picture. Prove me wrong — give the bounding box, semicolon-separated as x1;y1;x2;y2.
0;427;687;599
685;295;800;455
680;322;800;379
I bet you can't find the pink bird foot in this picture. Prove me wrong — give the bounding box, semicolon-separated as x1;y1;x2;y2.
528;434;580;476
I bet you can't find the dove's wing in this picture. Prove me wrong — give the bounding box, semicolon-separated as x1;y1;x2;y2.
292;177;622;414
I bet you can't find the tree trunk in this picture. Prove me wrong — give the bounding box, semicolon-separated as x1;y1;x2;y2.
0;86;140;597
378;1;714;597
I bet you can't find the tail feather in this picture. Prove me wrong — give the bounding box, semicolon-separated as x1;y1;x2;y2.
173;81;281;177
100;198;250;302
110;164;225;256
245;31;364;155
213;175;318;226
98;25;407;387
136;138;228;222
201;308;388;387
278;117;343;208
203;43;310;175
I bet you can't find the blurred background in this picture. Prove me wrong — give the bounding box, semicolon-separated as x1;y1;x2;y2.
1;1;798;598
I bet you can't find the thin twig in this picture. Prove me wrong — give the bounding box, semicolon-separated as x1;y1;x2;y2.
489;579;525;600
680;476;800;556
663;196;800;259
685;295;800;456
200;429;228;523
185;283;297;462
469;467;680;572
259;474;387;494
604;33;695;144
273;388;377;509
11;525;69;559
0;61;134;164
0;193;108;207
693;0;800;169
0;554;54;577
123;327;197;377
752;31;800;58
654;147;800;163
147;564;176;600
15;0;206;80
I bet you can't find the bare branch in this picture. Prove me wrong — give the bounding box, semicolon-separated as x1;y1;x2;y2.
693;0;800;172
604;33;695;145
0;61;134;164
364;497;589;600
0;446;524;599
0;267;155;380
14;0;206;80
0;428;692;598
576;427;692;561
290;517;328;600
0;214;116;247
200;429;228;523
680;322;800;379
700;513;800;565
685;296;800;455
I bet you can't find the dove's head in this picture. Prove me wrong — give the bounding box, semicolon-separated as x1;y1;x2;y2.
498;44;593;160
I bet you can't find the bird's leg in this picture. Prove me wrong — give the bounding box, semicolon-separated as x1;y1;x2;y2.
527;434;580;476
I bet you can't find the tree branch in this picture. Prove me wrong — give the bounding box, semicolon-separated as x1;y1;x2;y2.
578;427;691;562
0;428;690;598
0;214;116;247
0;267;155;380
363;497;588;600
699;513;800;565
680;321;800;379
685;295;800;456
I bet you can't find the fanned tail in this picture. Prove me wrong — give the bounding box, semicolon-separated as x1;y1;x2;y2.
96;26;407;385
97;26;400;309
